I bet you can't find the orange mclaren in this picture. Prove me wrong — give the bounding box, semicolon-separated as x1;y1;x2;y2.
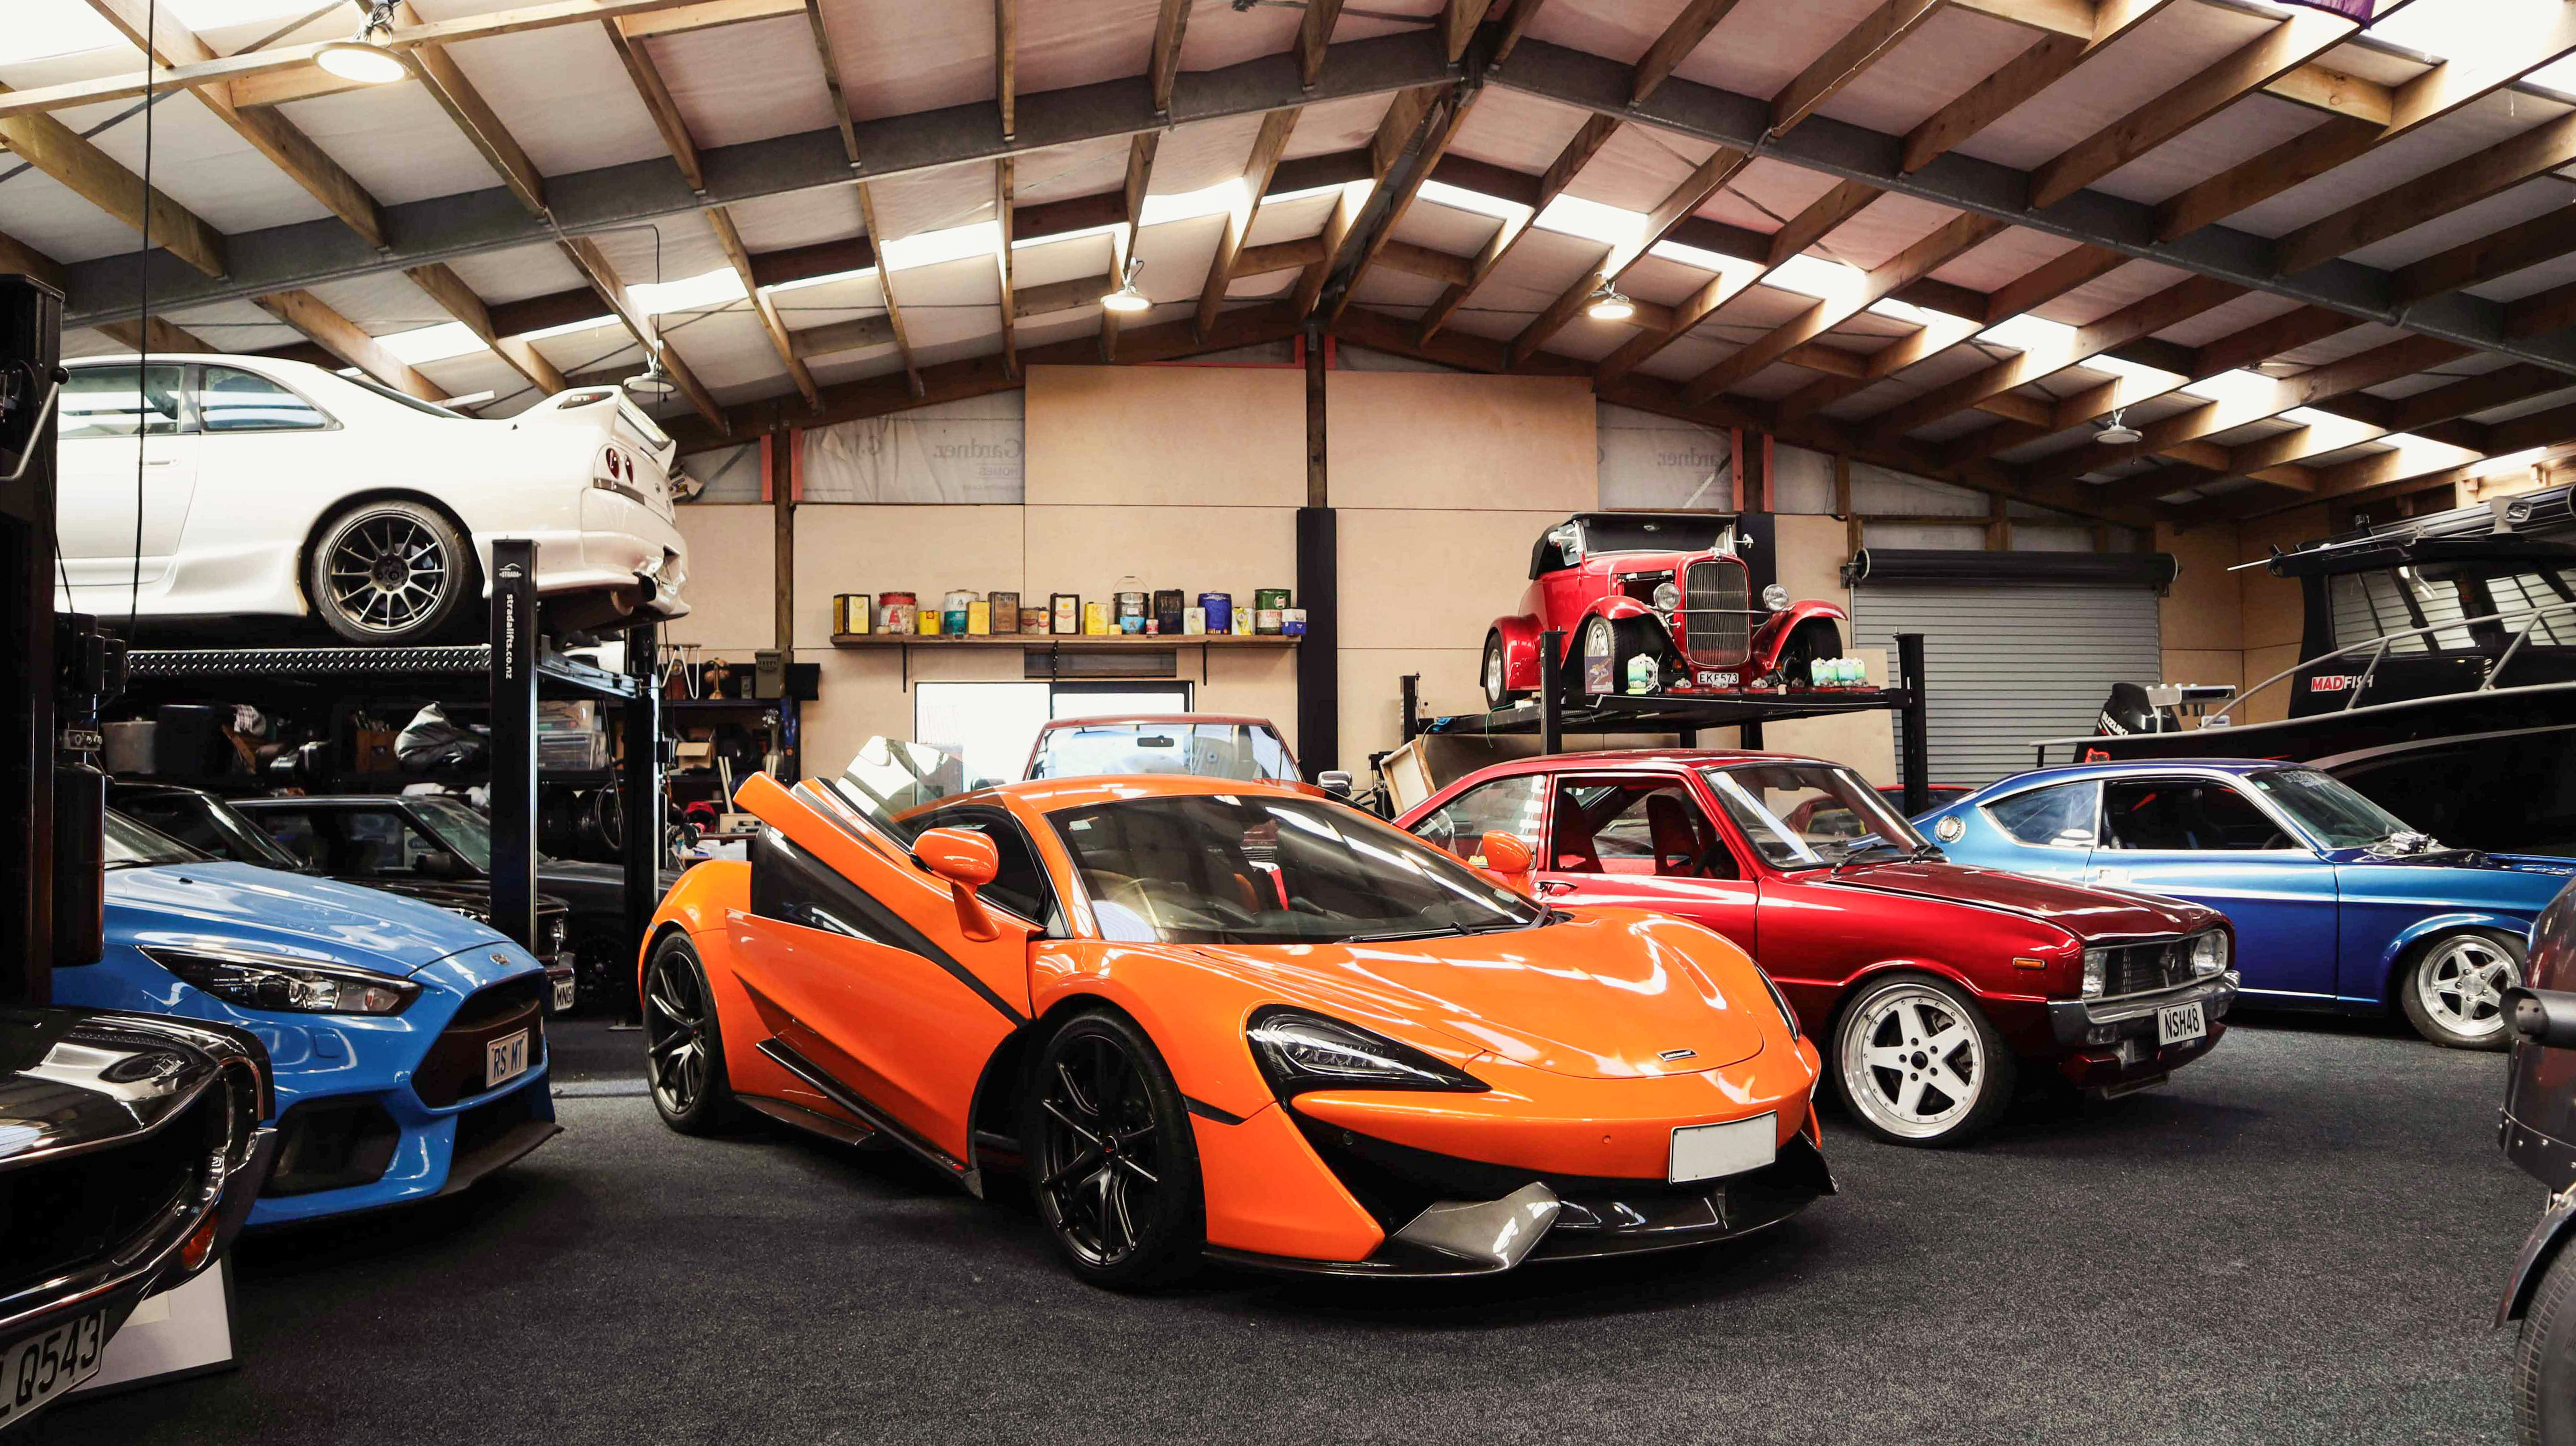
637;742;1833;1289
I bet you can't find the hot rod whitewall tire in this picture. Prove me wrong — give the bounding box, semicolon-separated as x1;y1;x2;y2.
2517;1238;2576;1446
1024;1009;1206;1292
1831;972;2016;1147
306;498;476;644
644;933;741;1136
2399;928;2525;1051
1482;631;1527;709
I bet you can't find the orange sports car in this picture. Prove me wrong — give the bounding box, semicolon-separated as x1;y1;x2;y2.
637;740;1832;1289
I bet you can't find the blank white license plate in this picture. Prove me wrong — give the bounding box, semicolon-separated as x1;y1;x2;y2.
550;971;577;1012
1669;1114;1777;1184
0;1310;104;1428
486;1029;530;1089
2157;1001;2207;1046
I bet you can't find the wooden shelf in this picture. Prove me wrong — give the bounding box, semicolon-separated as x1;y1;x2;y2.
828;633;1298;648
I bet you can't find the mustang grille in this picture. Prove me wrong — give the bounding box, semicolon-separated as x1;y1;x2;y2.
1681;559;1750;665
2102;938;2194;998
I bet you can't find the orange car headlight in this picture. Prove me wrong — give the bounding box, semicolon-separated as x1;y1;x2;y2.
1246;1007;1488;1099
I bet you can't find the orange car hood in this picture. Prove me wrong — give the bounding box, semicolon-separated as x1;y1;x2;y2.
1171;910;1768;1081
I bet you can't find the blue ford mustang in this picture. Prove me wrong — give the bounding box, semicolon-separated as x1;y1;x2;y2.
1914;759;2575;1050
49;812;560;1225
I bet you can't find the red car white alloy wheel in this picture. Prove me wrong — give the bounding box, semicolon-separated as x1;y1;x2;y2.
1838;981;1987;1140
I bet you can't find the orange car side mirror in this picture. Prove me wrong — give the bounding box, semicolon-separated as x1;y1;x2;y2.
1472;830;1536;894
915;827;1002;942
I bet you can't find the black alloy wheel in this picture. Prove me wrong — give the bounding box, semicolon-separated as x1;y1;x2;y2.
307;499;475;643
644;934;736;1134
1026;1010;1204;1290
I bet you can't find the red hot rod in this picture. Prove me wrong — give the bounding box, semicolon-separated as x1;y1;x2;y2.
1481;513;1847;709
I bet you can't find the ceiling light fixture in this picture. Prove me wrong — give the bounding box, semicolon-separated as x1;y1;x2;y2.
1584;281;1635;322
2097;409;2142;446
1100;259;1151;313
315;0;409;84
2254;359;2303;377
623;343;678;401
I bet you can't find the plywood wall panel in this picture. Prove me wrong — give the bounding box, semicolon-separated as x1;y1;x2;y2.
1327;372;1597;511
2157;521;2241;654
667;504;777;653
1021;504;1297;619
1337;508;1567;651
791;504;1027;650
1024;365;1306;507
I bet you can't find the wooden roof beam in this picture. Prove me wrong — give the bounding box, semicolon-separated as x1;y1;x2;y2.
402;261;568;396
1102;132;1157;360
1685;210;2006;404
606;11;702;191
1634;0;1751;105
253;289;446;401
1196;109;1301;341
558;236;727;426
1418;113;1616;342
1900;0;2179;173
0;86;226;278
1599;176;1876;386
1512;144;1752;364
708;208;819;406
851;185;921;398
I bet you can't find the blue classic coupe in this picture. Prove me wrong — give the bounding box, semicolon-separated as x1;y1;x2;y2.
1914;759;2575;1050
48;811;561;1225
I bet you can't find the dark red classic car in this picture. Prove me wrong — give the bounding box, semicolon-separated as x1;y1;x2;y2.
1396;750;2240;1145
1481;512;1847;708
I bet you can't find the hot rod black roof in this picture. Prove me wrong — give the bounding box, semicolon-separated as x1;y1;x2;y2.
1559;512;1735;554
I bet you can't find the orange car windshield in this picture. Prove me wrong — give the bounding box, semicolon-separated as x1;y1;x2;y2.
1049;793;1545;945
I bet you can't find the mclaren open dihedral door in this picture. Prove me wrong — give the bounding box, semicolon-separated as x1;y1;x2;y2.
725;773;1035;1177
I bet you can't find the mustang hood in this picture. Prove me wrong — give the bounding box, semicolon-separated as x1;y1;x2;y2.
1817;860;2212;940
1178;910;1772;1080
106;861;510;977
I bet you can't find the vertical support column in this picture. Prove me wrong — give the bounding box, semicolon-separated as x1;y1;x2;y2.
1537;628;1563;758
1897;630;1928;817
621;617;663;1006
0;276;60;1004
1398;673;1419;743
775;426;797;660
489;538;539;952
1295;325;1338;776
1739;719;1763;750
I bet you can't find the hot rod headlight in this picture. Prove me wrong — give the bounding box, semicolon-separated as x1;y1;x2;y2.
146;947;419;1016
2190;931;2229;976
1761;583;1791;612
1247;1007;1488;1097
2081;947;2109;999
1653;580;1681;612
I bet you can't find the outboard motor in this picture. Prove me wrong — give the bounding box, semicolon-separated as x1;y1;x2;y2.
2097;682;2180;736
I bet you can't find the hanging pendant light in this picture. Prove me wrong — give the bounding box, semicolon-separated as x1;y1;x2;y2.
316;0;410;84
1584;281;1635;322
623;351;678;401
2097;409;2142;446
1100;258;1151;313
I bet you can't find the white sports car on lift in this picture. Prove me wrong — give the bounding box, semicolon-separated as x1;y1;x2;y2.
53;354;691;644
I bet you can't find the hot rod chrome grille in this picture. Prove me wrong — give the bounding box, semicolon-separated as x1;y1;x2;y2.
1681;560;1750;665
2102;938;2193;998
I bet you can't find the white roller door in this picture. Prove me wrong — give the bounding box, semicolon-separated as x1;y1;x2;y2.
1850;581;2163;787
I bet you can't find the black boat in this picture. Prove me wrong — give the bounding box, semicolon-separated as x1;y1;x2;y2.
2034;492;2576;850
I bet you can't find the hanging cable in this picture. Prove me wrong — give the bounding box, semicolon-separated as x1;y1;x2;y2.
129;0;157;642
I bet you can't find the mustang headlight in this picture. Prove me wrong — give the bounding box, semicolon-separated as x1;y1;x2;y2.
2082;947;2109;1000
1246;1007;1487;1097
2190;930;2229;977
1652;580;1681;612
146;947;419;1016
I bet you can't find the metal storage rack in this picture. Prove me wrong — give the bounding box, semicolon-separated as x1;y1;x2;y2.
1412;630;1937;813
118;539;664;960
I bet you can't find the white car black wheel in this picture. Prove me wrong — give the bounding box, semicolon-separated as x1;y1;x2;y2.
308;500;474;643
1832;974;2014;1145
2400;929;2524;1051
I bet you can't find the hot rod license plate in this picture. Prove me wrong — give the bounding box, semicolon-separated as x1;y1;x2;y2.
486;1029;530;1089
1669;1114;1776;1183
0;1310;105;1427
2157;1001;2207;1045
1694;671;1740;689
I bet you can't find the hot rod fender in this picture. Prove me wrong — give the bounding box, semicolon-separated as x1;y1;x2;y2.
1751;600;1848;672
2502;1182;2576;1325
1488;614;1542;693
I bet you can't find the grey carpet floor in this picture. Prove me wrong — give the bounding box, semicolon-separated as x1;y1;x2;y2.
38;1012;2536;1446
